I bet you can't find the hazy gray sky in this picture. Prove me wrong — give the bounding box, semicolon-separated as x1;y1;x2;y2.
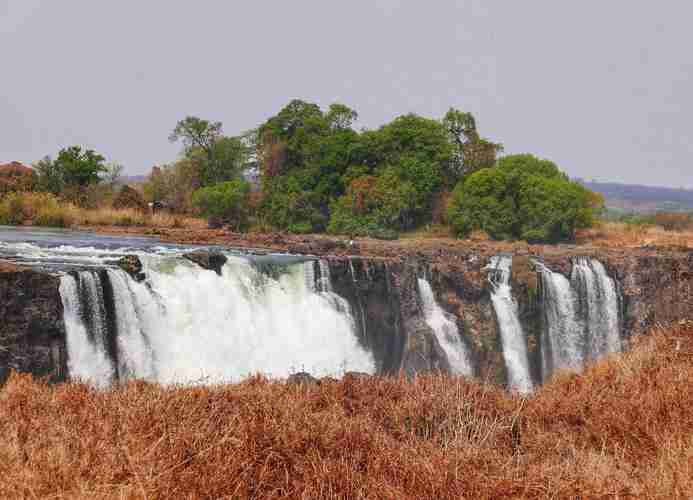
1;1;691;186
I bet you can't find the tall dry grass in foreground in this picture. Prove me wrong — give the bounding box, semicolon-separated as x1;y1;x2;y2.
2;323;693;499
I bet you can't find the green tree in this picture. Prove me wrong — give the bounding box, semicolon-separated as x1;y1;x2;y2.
169;116;223;158
443;108;503;180
192;179;251;231
448;154;600;243
33;156;64;195
55;146;107;187
170;116;250;187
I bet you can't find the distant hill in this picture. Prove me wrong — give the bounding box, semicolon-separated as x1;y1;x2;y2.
578;180;693;213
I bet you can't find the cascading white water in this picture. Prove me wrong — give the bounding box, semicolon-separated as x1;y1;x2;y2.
59;273;115;388
61;256;375;386
417;277;473;376
571;258;621;360
486;256;533;394
537;258;622;381
536;262;586;379
105;269;156;381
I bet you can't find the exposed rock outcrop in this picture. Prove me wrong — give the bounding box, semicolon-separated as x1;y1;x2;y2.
183;251;228;275
0;264;66;385
112;255;145;282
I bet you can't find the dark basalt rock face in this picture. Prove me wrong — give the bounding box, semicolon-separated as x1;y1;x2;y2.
3;246;693;390
328;257;450;377
183;251;228;275
112;255;145;282
0;265;67;385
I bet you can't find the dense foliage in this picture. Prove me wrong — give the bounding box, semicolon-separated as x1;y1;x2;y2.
255;100;501;237
14;100;602;242
448;154;603;243
192;179;251;231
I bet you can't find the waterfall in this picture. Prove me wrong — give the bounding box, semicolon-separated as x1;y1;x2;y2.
571;258;622;359
59;273;116;388
486;256;533;394
417;277;473;376
537;263;585;379
537;258;621;381
60;256;375;386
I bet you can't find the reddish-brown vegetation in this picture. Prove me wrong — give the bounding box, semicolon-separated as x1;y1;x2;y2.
0;161;36;194
2;323;693;498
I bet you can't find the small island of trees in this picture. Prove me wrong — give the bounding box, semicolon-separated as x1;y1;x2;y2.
1;100;603;244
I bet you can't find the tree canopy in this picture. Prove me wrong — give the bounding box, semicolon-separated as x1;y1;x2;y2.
448;154;603;243
54;146;107;187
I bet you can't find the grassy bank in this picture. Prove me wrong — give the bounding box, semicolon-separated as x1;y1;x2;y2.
0;192;205;230
1;323;692;498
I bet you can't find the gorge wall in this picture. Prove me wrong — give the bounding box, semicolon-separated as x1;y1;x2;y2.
1;246;692;389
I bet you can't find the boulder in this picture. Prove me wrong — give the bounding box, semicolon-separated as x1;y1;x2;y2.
110;255;145;282
183;251;228;276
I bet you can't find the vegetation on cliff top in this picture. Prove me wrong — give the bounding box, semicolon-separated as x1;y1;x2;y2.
1;322;693;498
2;100;607;243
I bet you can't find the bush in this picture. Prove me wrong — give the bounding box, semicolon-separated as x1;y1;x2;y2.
0;193;76;228
0;193;27;225
448;154;601;243
192;179;251;231
113;185;147;211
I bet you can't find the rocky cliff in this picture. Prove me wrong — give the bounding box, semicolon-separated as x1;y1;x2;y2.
1;245;692;388
0;263;67;385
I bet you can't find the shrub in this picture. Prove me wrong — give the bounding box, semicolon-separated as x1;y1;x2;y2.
112;185;147;211
192;179;251;231
0;193;27;225
448;154;601;243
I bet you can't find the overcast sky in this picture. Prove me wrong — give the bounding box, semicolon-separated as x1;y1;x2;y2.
1;1;691;187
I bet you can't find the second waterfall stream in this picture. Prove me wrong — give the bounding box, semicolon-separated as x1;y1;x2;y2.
486;255;534;394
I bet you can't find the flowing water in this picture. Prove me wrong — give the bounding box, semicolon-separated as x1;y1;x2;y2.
486;255;533;394
1;227;623;389
537;258;621;381
63;256;375;386
417;277;473;376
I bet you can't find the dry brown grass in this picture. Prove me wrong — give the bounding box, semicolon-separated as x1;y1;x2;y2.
76;207;206;230
578;221;693;249
2;323;693;499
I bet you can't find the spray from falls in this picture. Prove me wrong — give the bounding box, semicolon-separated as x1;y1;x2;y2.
60;257;375;387
486;256;533;394
417;277;473;376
